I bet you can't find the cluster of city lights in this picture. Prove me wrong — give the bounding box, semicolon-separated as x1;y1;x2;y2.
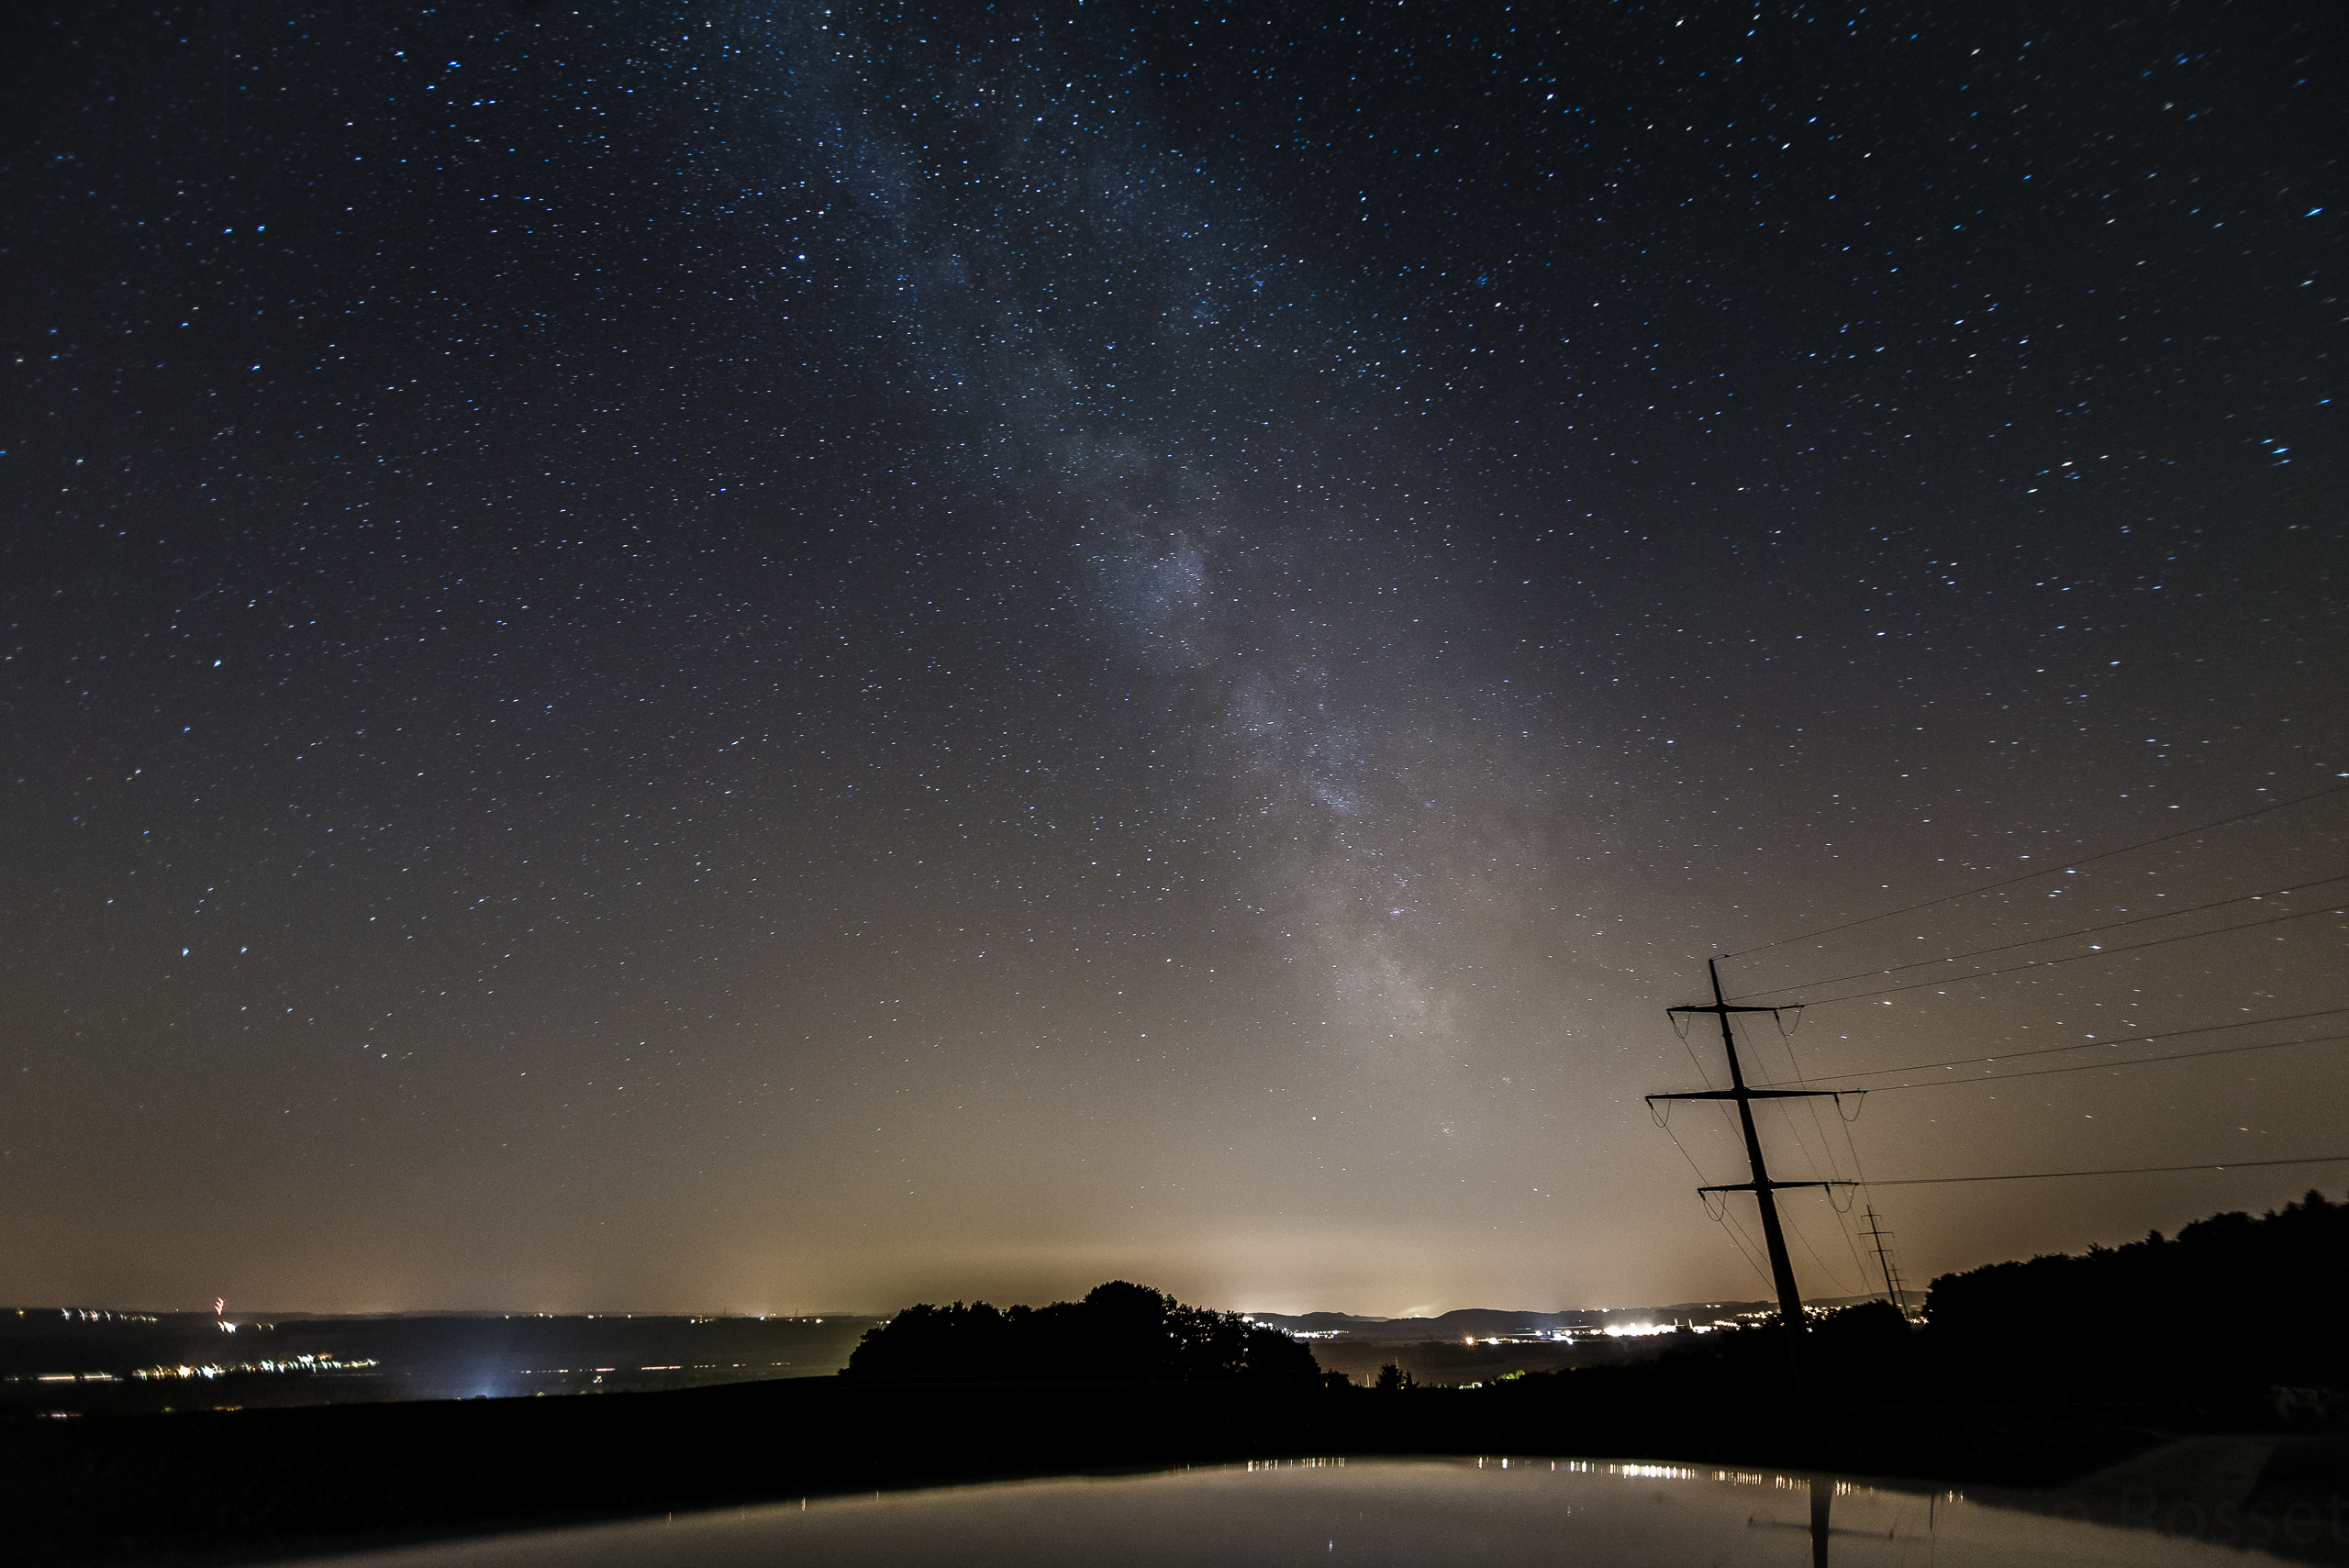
131;1354;378;1382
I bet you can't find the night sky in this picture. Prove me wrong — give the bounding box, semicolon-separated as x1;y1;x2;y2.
6;1;2343;1318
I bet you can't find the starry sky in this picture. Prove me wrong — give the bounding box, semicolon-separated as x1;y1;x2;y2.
5;1;2343;1318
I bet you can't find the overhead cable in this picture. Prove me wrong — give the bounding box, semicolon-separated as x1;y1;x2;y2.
1726;779;2349;961
1788;904;2343;1007
1812;1031;2349;1092
1860;1153;2349;1186
1735;874;2349;1001
1787;1006;2349;1083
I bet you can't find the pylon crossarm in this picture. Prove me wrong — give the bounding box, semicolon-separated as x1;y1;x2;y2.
1697;1179;1852;1195
1666;1004;1783;1016
1647;1087;1846;1102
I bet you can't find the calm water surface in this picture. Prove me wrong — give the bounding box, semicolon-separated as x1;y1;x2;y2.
306;1455;2313;1566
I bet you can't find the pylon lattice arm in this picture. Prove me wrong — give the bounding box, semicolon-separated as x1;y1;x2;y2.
1647;1088;1847;1103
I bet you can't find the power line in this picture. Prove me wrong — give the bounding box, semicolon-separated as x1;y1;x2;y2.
1790;904;2344;1006
1743;1019;1876;1290
1861;1153;2349;1186
1726;780;2349;962
1657;1116;1774;1288
1718;1207;1776;1289
1821;1030;2349;1092
1860;1207;1908;1314
1786;1008;2349;1082
1735;875;2349;1001
1784;1190;1865;1295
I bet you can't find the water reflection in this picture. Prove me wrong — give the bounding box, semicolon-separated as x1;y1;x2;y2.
305;1455;2313;1566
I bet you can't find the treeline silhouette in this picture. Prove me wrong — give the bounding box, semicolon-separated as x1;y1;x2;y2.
1925;1185;2347;1395
841;1280;1325;1385
1490;1187;2347;1411
841;1194;2346;1403
16;1199;2343;1563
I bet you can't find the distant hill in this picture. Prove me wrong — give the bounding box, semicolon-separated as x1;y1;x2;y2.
0;1309;886;1414
1247;1296;1886;1341
1250;1309;1605;1340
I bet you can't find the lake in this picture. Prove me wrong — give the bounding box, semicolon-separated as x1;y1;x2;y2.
298;1452;2329;1565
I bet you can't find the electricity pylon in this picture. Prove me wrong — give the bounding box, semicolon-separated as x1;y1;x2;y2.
1861;1206;1909;1315
1648;958;1851;1367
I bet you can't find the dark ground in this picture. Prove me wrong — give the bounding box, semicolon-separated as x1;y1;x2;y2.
5;1373;2341;1566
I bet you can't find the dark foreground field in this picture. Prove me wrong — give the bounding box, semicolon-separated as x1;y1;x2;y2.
6;1373;2341;1566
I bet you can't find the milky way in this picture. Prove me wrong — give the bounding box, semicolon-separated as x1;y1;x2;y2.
5;1;2343;1316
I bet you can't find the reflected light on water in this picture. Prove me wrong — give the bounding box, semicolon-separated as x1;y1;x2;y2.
295;1455;2308;1567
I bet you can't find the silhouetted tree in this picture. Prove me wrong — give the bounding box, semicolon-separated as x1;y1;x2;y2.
1374;1362;1416;1392
843;1281;1324;1385
1922;1186;2348;1394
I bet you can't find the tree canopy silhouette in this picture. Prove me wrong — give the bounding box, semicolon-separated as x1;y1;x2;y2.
842;1281;1322;1385
1923;1186;2347;1391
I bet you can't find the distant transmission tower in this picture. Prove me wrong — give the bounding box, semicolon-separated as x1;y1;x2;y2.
1648;958;1851;1371
1861;1206;1909;1316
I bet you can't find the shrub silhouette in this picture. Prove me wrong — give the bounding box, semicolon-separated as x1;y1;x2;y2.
844;1280;1322;1385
